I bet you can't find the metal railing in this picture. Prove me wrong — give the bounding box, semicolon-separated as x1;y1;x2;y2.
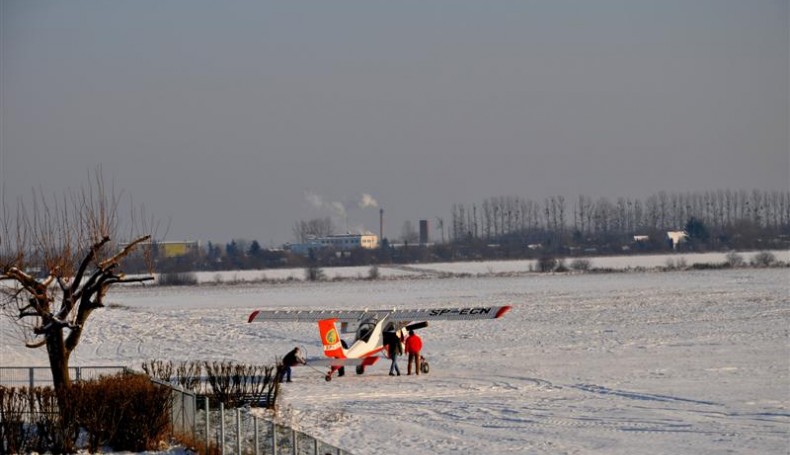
0;366;126;388
0;366;351;455
198;401;352;455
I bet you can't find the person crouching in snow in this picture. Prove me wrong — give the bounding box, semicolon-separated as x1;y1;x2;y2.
405;330;423;375
280;346;306;382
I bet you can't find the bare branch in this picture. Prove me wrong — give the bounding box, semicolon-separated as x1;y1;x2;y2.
25;339;47;349
70;236;111;295
100;234;151;269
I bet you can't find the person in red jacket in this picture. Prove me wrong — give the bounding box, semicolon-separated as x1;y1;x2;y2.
405;330;423;375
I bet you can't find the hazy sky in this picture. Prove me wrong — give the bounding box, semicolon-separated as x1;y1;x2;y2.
1;0;787;245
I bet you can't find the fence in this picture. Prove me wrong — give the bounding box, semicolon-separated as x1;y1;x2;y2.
197;401;352;455
0;366;127;388
0;367;351;455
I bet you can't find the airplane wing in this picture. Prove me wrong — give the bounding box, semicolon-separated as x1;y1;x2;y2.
305;357;380;367
248;309;391;324
386;305;512;322
248;305;511;323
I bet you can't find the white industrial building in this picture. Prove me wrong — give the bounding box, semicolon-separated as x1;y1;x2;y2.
286;233;379;255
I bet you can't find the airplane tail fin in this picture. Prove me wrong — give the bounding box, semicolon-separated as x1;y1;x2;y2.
318;319;346;358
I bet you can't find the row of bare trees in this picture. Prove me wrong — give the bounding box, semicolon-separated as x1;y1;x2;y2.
451;190;790;246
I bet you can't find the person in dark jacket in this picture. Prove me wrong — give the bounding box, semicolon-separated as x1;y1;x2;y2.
280;346;306;383
384;332;403;376
405;330;423;375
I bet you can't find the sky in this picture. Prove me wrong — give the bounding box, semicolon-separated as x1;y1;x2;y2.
1;0;787;246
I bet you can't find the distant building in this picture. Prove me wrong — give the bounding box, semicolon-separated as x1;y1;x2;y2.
155;241;201;258
286;233;379;255
667;231;688;250
122;240;201;258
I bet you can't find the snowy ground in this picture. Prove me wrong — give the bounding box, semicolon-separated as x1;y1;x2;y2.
1;252;788;454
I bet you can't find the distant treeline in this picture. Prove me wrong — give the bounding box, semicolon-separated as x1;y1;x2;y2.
449;189;789;246
144;189;788;273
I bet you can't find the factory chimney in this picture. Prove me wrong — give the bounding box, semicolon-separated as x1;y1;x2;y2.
379;208;384;242
419;219;429;245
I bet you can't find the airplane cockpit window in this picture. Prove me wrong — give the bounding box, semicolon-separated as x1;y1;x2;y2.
356;319;377;343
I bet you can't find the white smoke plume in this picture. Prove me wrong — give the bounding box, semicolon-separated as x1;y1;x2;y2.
304;192;379;234
358;193;378;209
304;191;346;217
305;191;378;214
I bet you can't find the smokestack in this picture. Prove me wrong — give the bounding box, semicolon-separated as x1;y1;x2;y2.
379;208;384;242
419;219;429;245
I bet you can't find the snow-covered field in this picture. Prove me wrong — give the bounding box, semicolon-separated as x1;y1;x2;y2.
1;252;788;454
188;250;788;283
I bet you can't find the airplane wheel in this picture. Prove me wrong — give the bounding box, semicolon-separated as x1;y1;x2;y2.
356;365;365;375
421;362;430;374
325;373;332;382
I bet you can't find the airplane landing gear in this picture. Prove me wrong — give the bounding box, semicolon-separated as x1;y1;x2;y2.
325;365;342;382
356;365;366;375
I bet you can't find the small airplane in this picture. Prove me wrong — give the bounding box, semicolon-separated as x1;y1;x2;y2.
247;305;512;381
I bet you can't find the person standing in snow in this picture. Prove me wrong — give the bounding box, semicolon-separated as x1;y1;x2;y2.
405;330;423;375
280;346;306;382
385;331;403;376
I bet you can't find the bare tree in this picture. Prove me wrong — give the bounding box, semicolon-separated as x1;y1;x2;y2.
291;217;335;243
0;170;155;418
401;220;419;244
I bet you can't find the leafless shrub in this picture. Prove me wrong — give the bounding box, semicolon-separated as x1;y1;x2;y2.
725;251;746;268
142;360;174;382
570;258;592;271
175;361;203;391
157;271;198;286
203;361;279;409
537;255;558;273
750;251;777;267
0;386;28;454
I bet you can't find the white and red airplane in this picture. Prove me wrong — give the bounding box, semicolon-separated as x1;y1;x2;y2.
247;305;512;381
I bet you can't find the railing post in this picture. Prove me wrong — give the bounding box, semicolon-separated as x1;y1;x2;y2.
236;408;242;455
254;415;260;455
271;420;278;455
29;368;34;389
314;436;319;455
204;398;210;453
219;402;225;455
292;428;298;455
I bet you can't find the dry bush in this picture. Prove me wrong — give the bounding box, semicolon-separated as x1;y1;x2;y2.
725;251;746;268
175;361;203;390
0;386;27;454
157;272;198;286
142;360;175;382
751;251;777;267
204;361;279;408
70;378;129;452
139;359;281;411
171;430;222;455
28;387;62;453
537;255;558;273
71;372;172;452
0;386;68;454
570;258;592;271
109;373;172;451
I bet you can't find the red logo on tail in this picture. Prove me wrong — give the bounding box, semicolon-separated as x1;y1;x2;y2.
318;319;346;358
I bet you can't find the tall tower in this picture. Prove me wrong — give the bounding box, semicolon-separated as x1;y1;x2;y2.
419;219;429;245
379;209;384;242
